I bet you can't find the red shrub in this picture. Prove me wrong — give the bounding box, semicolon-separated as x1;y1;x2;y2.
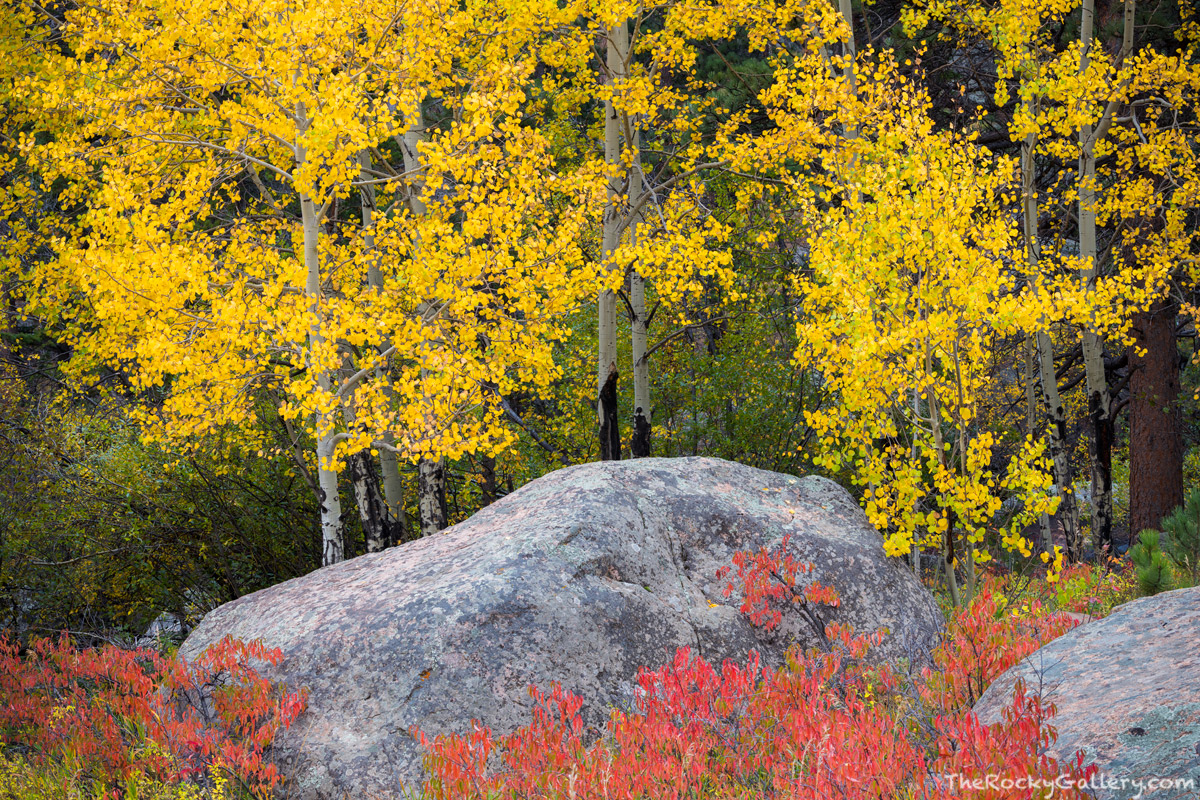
0;634;306;796
919;586;1080;713
420;543;1096;799
716;534;840;636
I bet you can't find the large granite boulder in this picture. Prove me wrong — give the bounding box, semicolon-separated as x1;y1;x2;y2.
181;457;942;799
975;587;1200;799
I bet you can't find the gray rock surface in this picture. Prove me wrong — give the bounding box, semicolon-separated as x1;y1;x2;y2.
974;587;1200;800
180;457;942;799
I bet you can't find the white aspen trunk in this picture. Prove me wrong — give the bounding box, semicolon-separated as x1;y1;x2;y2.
298;102;344;566
1020;133;1044;555
910;386;922;576
1037;330;1083;553
630;260;650;458
930;391;960;608
629;129;650;458
377;448;406;541
597;19;628;461
837;0;857;94
398;109;447;534
836;0;860;196
924;341;959;607
417;458;448;536
314;434;344;565
1022;124;1080;557
1075;0;1134;559
346;449;389;553
1077;60;1110;562
358;150;406;544
1026;335;1054;553
341;394;390;553
951;339;975;603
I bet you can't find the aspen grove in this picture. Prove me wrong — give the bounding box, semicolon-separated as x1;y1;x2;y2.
2;0;1199;795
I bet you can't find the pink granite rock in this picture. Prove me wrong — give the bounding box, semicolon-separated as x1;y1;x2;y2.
975;587;1200;799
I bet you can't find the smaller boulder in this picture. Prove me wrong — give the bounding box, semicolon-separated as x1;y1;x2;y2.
974;587;1200;800
134;611;187;649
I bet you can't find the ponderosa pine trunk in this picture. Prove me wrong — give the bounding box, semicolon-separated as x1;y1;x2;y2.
298;102;344;566
597;18;628;462
1128;298;1183;538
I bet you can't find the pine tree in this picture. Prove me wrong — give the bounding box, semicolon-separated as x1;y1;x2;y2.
1129;530;1175;596
1161;490;1200;586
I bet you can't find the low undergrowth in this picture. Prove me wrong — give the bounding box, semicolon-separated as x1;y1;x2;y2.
418;543;1134;800
0;545;1135;799
0;636;305;799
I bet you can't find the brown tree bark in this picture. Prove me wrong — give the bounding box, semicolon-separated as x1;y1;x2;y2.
1128;298;1183;539
479;453;498;506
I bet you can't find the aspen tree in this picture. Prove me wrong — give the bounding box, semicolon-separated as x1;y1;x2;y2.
398;108;448;536
573;0;739;461
907;0;1200;563
1074;0;1135;558
740;47;1061;603
23;0;600;564
356;150;406;549
597;14;630;462
1021;113;1082;559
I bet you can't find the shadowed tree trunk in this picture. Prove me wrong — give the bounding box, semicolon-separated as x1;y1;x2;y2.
347;450;393;552
418;458;448;536
1073;0;1133;560
597;17;629;462
479;453;498;506
630;259;651;457
1128;298;1183;539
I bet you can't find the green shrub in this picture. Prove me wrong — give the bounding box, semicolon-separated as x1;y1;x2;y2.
1129;529;1175;596
1161;489;1200;586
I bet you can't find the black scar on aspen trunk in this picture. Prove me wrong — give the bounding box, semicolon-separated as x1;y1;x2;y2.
1088;390;1114;561
945;507;956;569
348;450;391;553
419;459;449;533
599;365;620;461
631;406;651;458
